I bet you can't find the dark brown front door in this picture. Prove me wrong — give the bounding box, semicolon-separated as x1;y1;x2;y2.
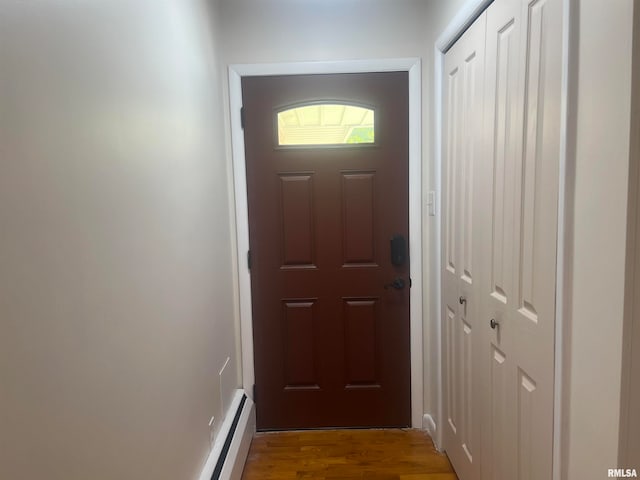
243;72;410;430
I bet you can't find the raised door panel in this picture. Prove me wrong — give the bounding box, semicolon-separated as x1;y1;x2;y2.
342;173;376;266
488;15;518;309
516;0;562;344
444;67;461;280
343;298;379;387
460;50;482;288
283;300;318;388
490;346;509;480
516;370;537;480
461;317;474;463
514;0;561;361
445;306;460;435
280;174;316;268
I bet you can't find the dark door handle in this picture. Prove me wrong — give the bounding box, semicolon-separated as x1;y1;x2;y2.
384;278;406;290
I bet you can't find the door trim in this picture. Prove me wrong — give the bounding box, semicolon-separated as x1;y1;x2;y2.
228;59;423;428
434;0;572;477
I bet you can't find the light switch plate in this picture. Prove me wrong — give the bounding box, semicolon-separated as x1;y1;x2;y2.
427;191;436;216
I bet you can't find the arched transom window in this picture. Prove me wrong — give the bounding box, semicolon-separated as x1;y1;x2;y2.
277;103;375;146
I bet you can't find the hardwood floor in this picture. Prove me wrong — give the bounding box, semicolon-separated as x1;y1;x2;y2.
240;429;458;480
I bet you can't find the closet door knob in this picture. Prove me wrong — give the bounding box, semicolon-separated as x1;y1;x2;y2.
459;296;467;305
490;318;500;330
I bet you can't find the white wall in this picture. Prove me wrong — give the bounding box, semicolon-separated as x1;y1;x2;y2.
422;0;472;441
218;0;430;64
564;0;634;478
0;1;239;479
217;0;470;426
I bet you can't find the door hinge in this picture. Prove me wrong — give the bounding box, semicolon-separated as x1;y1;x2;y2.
252;384;257;403
409;278;412;288
240;106;246;129
247;250;252;270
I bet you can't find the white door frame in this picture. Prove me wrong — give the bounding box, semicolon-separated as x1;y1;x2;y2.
228;58;423;428
433;0;573;478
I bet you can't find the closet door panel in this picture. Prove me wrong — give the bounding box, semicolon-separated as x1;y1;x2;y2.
443;42;463;450
481;1;522;479
481;0;563;479
441;12;486;480
512;0;563;477
443;0;562;478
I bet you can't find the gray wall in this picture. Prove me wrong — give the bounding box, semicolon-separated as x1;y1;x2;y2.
0;1;238;479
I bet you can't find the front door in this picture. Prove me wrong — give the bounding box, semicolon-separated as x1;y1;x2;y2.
242;72;410;430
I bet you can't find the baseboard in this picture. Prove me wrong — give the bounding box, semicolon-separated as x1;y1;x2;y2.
199;389;256;480
423;413;438;446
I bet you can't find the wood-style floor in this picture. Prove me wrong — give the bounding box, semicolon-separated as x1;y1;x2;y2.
240;429;458;480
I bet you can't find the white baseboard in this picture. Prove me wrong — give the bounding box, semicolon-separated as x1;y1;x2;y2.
422;413;439;448
199;389;256;480
224;396;255;480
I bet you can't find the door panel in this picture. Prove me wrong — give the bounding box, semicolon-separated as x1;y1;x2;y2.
480;0;562;478
511;0;562;477
342;173;376;265
481;1;521;478
443;0;562;478
280;174;315;267
243;73;410;430
442;12;486;480
283;299;318;388
343;298;379;386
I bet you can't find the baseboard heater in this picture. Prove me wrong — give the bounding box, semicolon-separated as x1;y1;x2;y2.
199;390;255;480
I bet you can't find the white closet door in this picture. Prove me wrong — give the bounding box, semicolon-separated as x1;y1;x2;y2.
481;0;563;479
480;1;522;478
441;12;486;480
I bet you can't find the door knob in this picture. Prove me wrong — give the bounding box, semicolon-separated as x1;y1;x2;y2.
459;296;467;305
384;278;406;290
490;318;500;330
